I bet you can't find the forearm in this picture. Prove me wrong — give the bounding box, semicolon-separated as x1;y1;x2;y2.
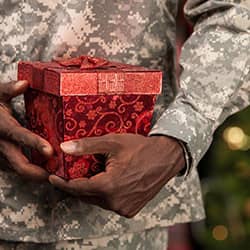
150;0;250;169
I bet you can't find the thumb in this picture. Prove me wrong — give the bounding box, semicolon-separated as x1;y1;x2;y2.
0;80;29;102
60;136;120;156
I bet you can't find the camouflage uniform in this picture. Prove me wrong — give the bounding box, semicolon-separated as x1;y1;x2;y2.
0;227;168;250
0;0;249;249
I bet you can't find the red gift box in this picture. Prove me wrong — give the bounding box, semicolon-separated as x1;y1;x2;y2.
18;56;162;179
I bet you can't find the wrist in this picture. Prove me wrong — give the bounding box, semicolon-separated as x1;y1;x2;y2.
150;135;186;174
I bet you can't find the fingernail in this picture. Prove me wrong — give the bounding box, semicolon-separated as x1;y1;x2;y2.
60;141;77;154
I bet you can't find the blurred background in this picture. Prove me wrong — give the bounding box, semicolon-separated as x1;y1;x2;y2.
168;107;250;250
169;1;250;249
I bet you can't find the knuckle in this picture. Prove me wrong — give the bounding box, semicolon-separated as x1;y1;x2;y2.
19;129;46;151
103;133;118;143
0;140;7;154
1;125;15;139
104;133;116;140
6;125;25;144
105;137;123;152
15;166;27;177
76;139;86;151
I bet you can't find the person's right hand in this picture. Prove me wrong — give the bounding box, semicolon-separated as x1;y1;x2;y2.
0;80;53;181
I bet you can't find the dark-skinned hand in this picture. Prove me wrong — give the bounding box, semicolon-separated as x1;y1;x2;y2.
49;133;185;218
0;80;53;181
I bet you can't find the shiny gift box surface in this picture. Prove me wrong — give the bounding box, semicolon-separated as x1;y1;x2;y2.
18;56;162;179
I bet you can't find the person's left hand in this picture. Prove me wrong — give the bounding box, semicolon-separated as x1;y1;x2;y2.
49;133;185;218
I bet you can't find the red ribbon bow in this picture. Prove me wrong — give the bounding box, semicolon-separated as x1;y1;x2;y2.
53;55;110;69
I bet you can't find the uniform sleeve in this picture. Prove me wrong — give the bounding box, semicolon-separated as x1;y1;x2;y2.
149;0;250;171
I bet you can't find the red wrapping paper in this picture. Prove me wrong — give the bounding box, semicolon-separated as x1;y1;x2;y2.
18;56;162;179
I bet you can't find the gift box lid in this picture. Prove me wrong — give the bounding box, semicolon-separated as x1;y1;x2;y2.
18;55;162;96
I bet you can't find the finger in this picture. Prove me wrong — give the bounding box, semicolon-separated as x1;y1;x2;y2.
49;172;108;196
1;125;53;157
0;139;49;181
0;81;29;101
13;126;53;157
60;135;121;156
49;176;97;196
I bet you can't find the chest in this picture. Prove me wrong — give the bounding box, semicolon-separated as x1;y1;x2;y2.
2;1;176;59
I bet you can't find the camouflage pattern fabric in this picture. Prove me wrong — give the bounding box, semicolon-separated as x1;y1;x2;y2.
150;0;250;171
0;227;168;250
0;0;249;244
